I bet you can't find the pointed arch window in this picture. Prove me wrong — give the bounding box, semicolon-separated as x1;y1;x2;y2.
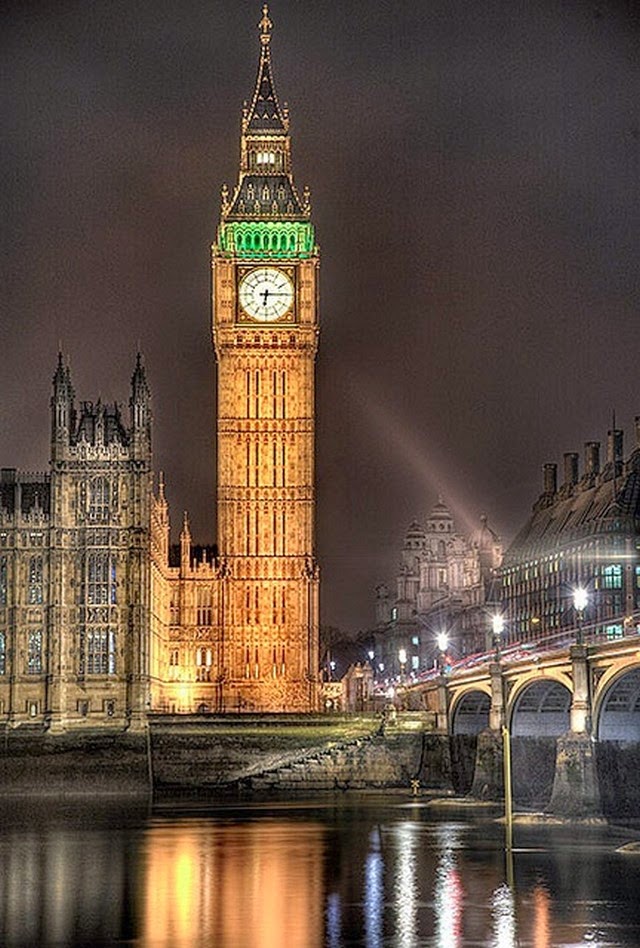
89;477;111;523
27;630;43;675
86;552;117;605
28;556;43;604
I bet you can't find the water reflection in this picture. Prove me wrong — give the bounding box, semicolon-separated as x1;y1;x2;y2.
393;821;419;946
363;829;383;948
533;883;551;948
1;801;640;947
142;820;324;948
490;882;517;948
433;824;464;948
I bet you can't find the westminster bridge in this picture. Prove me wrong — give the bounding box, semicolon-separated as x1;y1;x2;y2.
398;621;640;817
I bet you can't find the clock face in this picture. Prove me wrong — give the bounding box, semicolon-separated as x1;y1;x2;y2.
238;268;294;322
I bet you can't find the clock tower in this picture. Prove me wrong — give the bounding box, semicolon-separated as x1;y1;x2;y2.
212;6;320;712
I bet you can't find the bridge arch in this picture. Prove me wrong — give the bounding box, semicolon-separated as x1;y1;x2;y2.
450;688;491;735
595;665;640;743
508;675;572;737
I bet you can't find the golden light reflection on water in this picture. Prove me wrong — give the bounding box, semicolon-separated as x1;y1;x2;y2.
533;882;551;948
141;820;325;948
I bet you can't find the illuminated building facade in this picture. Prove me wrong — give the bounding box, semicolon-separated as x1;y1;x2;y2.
0;356;151;729
374;499;502;679
498;425;640;644
0;7;319;725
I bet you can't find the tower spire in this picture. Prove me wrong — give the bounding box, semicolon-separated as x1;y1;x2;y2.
259;4;272;45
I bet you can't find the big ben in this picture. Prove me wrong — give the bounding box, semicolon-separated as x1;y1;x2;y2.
211;6;320;711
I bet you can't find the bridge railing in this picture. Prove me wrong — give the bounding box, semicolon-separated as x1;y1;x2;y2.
381;610;640;692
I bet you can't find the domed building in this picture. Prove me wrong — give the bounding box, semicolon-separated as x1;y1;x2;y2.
374;499;502;680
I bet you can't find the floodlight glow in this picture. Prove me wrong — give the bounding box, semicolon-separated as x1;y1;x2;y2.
398;648;407;665
492;614;505;637
436;632;448;653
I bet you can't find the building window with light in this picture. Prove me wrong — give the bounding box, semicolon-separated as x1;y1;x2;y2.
196;588;212;626
28;556;43;604
0;632;5;675
88;476;112;523
86;552;117;605
602;564;622;589
27;630;43;674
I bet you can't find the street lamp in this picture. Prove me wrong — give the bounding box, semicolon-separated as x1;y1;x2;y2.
329;660;336;680
492;614;505;662
398;647;407;681
573;587;588;645
436;632;448;673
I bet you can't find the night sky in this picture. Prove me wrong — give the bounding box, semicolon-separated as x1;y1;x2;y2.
1;1;639;633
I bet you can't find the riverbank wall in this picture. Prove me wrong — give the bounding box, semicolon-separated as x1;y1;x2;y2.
0;713;443;798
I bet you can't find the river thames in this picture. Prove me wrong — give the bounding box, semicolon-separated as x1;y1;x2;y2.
1;796;640;947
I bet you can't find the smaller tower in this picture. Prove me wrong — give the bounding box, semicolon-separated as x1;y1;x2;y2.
51;353;75;461
130;352;151;458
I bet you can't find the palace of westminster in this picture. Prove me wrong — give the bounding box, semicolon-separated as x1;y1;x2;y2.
2;9;640;728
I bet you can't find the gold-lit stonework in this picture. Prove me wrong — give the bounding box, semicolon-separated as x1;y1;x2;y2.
149;5;320;714
0;8;318;726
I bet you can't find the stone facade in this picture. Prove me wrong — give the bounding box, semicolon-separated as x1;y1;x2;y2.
0;355;151;729
374;499;502;679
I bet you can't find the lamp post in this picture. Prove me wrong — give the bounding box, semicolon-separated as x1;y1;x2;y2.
573;587;588;646
436;631;448;674
398;648;407;682
492;613;505;662
490;613;513;859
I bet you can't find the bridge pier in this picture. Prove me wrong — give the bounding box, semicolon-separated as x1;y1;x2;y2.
548;733;601;818
469;662;506;799
469;728;503;800
548;645;601;817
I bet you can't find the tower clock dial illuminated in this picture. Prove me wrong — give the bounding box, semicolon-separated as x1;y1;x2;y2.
238;267;294;322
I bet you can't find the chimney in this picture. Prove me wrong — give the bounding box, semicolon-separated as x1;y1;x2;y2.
584;441;600;476
563;452;579;487
543;463;557;495
606;429;623;465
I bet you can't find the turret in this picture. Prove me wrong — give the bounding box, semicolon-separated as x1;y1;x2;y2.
50;352;75;460
180;511;192;575
129;352;151;456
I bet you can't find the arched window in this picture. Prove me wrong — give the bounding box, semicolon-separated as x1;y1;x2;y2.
86;552;117;605
89;477;110;523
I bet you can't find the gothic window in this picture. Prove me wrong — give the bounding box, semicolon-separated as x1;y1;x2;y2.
86;552;117;605
169;649;179;666
89;477;111;523
247;183;255;200
27;630;42;675
195;647;212;681
0;632;5;675
87;630;112;675
0;556;6;605
28;556;43;604
196;588;212;626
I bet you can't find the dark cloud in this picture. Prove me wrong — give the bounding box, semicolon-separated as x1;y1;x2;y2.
1;0;638;632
